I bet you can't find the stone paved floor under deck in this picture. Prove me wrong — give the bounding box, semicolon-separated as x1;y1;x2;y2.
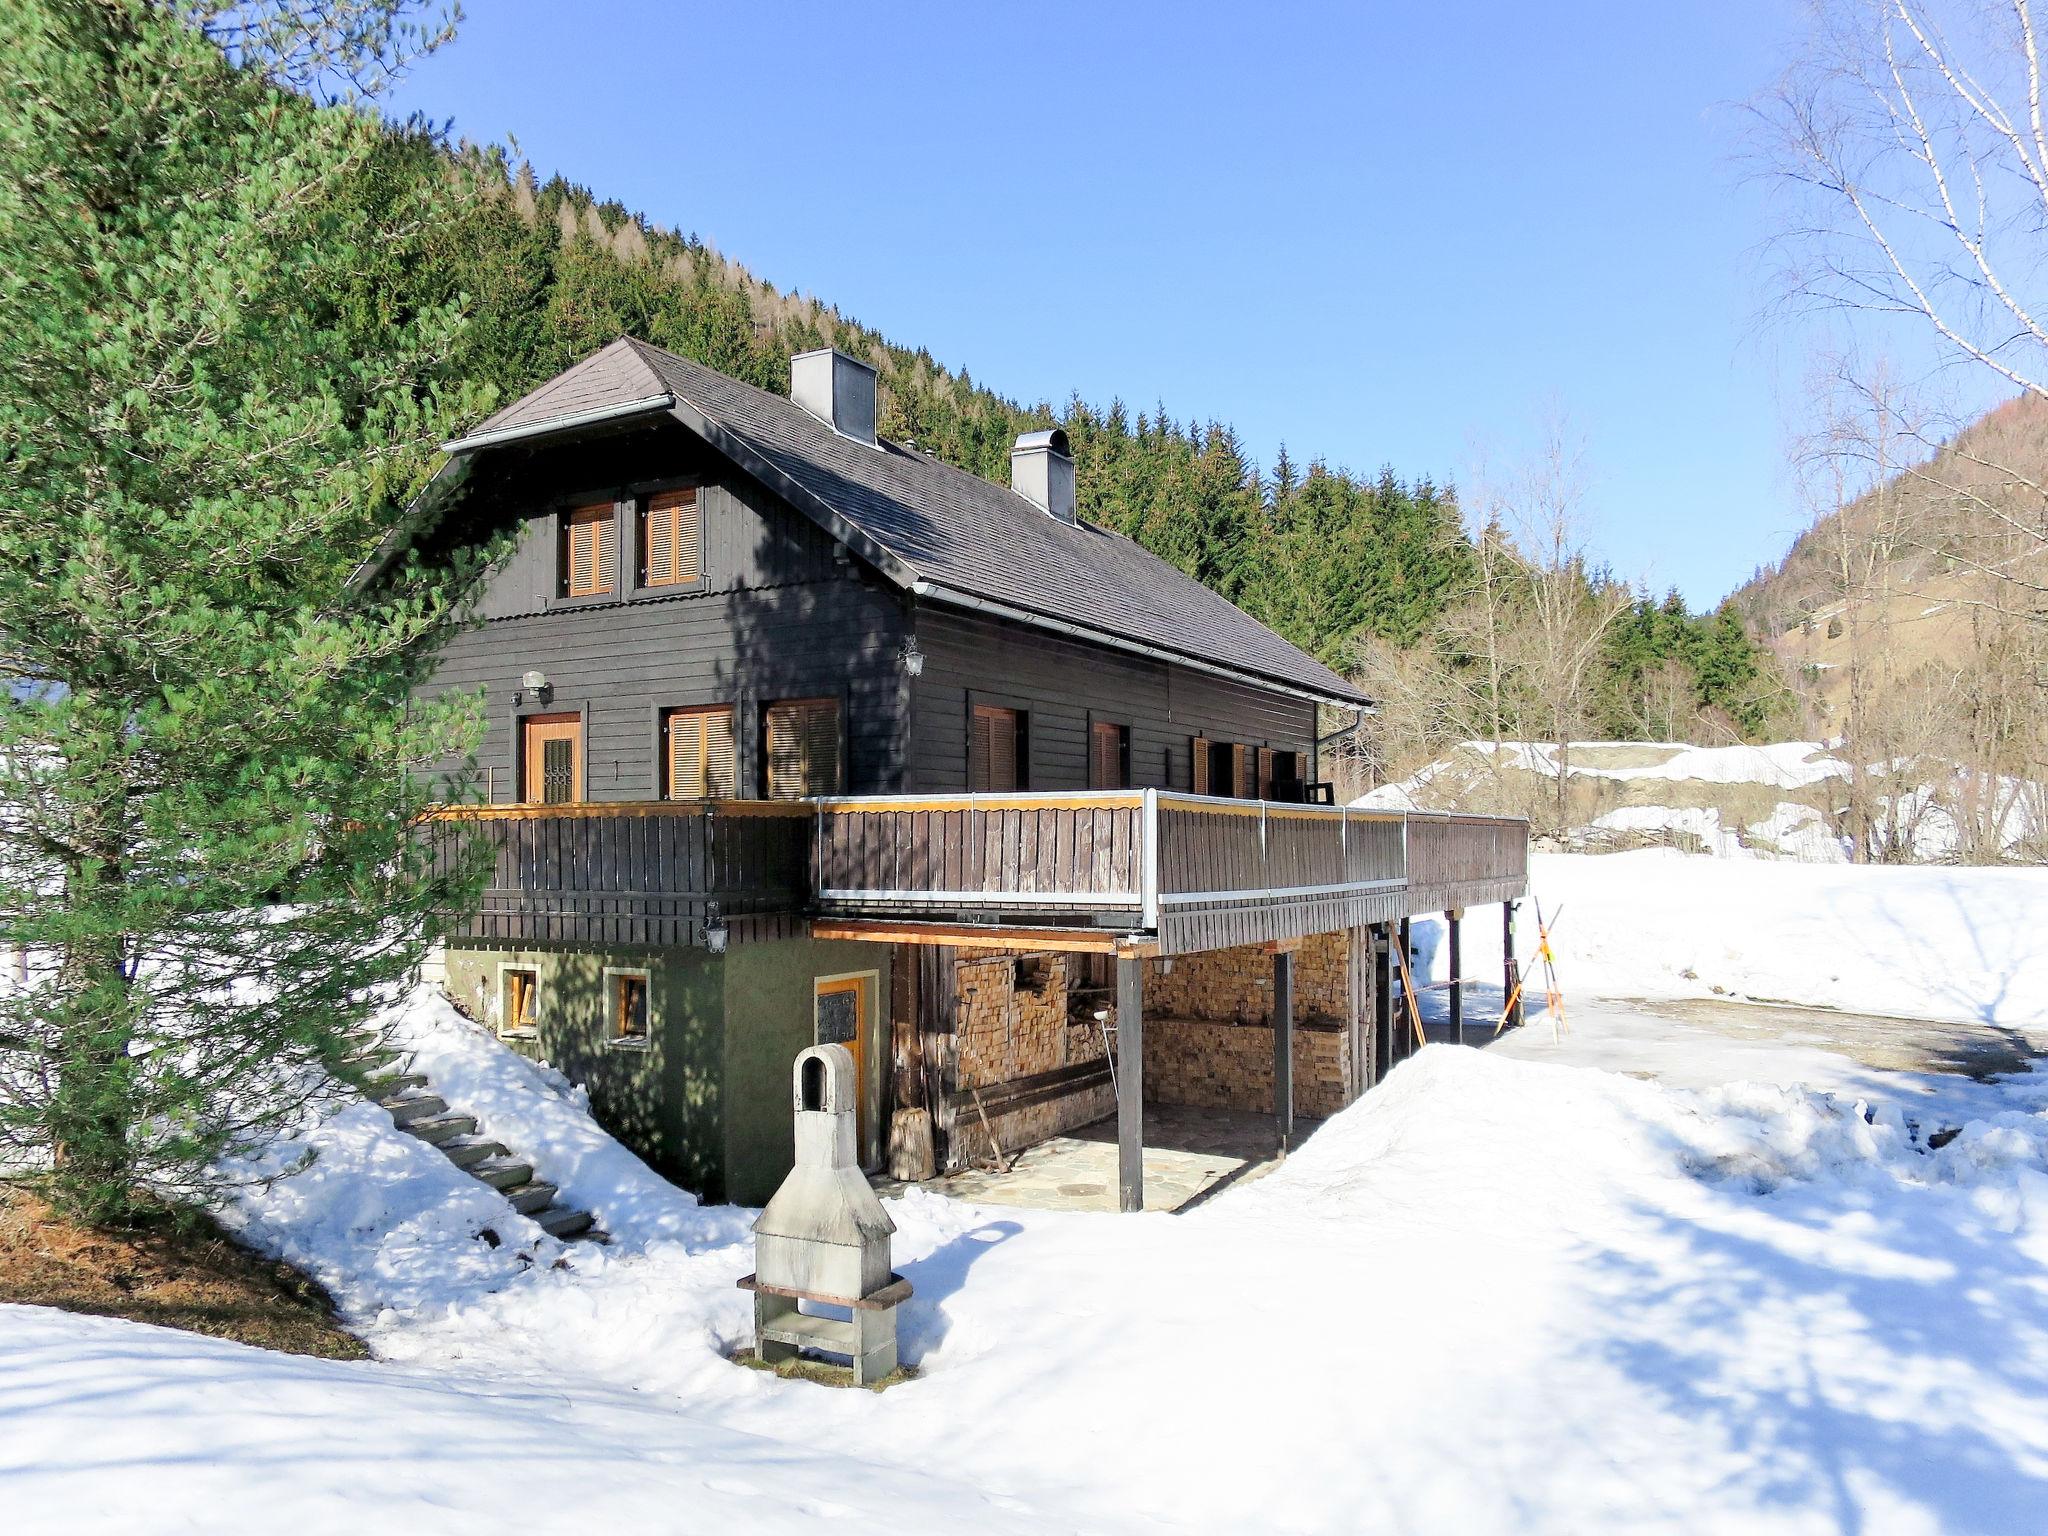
876;1103;1327;1215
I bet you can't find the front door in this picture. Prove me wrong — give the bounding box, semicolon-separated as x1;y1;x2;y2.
521;712;583;804
814;973;872;1156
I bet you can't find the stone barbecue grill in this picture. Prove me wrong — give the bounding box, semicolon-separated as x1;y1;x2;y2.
739;1044;910;1384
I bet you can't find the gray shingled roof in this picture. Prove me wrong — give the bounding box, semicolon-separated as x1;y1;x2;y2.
456;337;1369;706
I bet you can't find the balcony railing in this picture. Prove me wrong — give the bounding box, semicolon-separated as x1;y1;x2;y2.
428;791;1529;954
427;799;812;948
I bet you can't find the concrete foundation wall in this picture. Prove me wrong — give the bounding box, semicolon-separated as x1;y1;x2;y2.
443;939;726;1195
442;936;890;1206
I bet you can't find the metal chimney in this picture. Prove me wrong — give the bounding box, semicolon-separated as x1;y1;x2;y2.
1011;428;1076;523
790;348;878;445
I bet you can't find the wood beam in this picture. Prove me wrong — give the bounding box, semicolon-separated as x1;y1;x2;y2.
1117;956;1145;1214
809;919;1128;953
1372;923;1394;1083
1503;901;1524;1030
1273;948;1294;1156
1447;909;1464;1046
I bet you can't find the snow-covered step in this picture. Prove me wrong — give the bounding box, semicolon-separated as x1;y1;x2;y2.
534;1205;595;1240
436;1135;512;1170
404;1112;479;1144
365;1070;431;1096
503;1180;559;1216
381;1092;450;1128
468;1155;536;1191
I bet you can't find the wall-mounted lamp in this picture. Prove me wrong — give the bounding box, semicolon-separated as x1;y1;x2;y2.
899;636;926;678
513;669;552;707
703;914;730;955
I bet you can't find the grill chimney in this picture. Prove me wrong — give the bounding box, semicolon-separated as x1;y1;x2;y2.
790;347;878;445
1011;428;1076;524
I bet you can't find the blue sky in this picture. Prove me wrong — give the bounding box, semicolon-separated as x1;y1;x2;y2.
388;1;1815;608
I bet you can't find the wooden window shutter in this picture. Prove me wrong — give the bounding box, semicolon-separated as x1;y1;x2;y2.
1231;743;1249;797
1191;736;1211;795
1091;721;1127;790
704;708;736;797
970;705;1018;792
641;488;701;587
1257;747;1276;800
563;503;615;597
666;706;737;799
765;698;841;799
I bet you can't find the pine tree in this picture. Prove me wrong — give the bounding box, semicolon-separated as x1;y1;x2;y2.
0;0;492;1221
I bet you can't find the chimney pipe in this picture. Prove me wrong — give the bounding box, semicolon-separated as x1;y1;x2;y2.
790;348;878;446
1011;428;1076;524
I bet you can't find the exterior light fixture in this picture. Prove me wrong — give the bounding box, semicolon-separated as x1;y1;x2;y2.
514;669;552;706
703;911;730;955
900;636;925;677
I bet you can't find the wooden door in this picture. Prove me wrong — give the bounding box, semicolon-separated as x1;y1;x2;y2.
814;973;871;1152
521;712;583;804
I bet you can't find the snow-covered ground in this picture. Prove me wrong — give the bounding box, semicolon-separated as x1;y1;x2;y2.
1413;850;2048;1027
1360;739;2045;862
4;855;2048;1534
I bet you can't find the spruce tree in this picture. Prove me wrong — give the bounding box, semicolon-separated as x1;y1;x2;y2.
0;0;492;1221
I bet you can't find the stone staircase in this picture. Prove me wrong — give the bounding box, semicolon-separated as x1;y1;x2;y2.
354;1045;605;1243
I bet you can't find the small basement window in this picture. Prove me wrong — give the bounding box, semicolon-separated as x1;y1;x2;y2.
609;970;650;1044
501;967;540;1035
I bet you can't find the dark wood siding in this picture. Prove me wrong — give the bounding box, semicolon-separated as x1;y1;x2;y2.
906;604;1317;794
420;425;910;802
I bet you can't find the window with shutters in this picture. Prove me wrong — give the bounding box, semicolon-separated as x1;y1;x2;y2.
1089;719;1130;790
1193;737;1234;797
1270;749;1304;801
639;487;701;588
561;502;615;597
969;704;1025;792
662;705;737;799
763;697;842;799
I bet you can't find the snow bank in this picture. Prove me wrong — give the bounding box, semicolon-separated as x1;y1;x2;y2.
1410;849;2048;1026
22;1031;2045;1534
380;989;726;1249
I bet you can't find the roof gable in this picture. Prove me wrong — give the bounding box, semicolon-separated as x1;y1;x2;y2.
445;338;1368;707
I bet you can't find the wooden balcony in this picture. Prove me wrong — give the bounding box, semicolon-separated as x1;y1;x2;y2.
810;791;1523;955
426;800;813;948
427;792;1529;955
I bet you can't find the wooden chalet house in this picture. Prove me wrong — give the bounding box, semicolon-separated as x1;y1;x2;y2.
385;338;1528;1208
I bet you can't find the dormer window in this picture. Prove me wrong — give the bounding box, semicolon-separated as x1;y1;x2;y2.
561;501;615;598
640;487;701;588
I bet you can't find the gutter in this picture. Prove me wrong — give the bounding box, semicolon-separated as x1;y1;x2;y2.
439;394;677;456
909;579;1369;712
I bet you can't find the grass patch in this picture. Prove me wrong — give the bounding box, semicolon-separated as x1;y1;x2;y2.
0;1182;365;1360
729;1344;917;1391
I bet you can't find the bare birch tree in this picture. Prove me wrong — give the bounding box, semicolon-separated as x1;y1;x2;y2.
1760;0;2048;611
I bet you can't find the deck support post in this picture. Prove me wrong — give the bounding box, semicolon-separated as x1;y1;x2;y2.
1372;923;1393;1081
1503;901;1524;1030
1447;908;1464;1045
1272;948;1294;1156
1397;917;1413;1060
1116;955;1145;1213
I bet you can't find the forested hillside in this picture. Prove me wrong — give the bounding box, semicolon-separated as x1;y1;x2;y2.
345;131;1775;749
